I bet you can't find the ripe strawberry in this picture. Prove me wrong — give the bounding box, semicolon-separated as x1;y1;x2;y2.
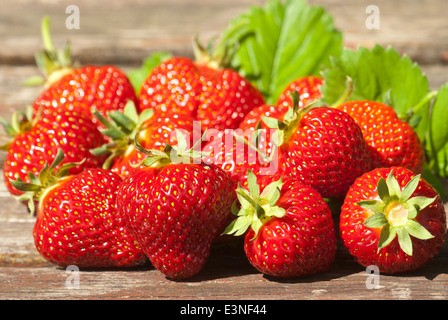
30;17;137;125
263;91;371;198
340;167;446;274
335;100;425;174
10;151;147;268
91;102;201;177
117;133;235;279
223;170;337;278
138;41;264;131
276;76;323;109
2;105;106;197
202;130;282;190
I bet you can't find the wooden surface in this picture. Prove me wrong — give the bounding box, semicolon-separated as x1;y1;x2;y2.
0;0;447;301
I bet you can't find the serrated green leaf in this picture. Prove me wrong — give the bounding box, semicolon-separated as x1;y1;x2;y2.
406;196;436;212
218;0;342;104
427;83;448;178
386;170;402;199
377;177;390;203
321;45;431;141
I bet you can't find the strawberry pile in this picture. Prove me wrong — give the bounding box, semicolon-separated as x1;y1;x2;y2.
1;3;446;281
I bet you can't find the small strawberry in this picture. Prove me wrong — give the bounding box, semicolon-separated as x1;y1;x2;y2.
340;167;446;274
10;150;146;268
263;91;371;198
30;17;137;126
139;40;264;131
276;76;323;109
335;100;425;174
91;101;201;177
223;170;337;278
1;105;106;197
116;132;235;279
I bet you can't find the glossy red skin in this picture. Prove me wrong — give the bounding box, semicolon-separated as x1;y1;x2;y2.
34;168;146;268
340;167;446;274
32;65;138;126
244;178;337;278
202;130;283;190
3;107;106;196
335;100;425;174
138;57;265;131
110;111;201;178
283;107;371;198
276;76;323;109
117;163;235;279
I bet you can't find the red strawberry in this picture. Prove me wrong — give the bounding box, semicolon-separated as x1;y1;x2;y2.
276;76;323;109
202;130;282;190
117;133;235;279
335;100;425;174
139;42;264;131
340;167;446;274
223;170;337;278
10;151;147;268
30;17;137;126
263;91;371;198
2;105;106;197
91;102;201;177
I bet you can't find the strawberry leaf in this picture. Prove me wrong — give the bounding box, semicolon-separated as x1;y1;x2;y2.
217;0;342;104
427;83;448;177
321;45;431;141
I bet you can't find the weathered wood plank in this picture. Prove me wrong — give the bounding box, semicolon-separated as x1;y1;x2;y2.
0;0;447;65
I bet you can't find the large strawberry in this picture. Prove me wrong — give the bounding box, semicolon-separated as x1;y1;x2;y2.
91;101;201;177
223;170;337;278
10;151;147;268
340;166;446;274
335;100;425;174
138;41;264;131
116;133;235;279
263;91;371;198
30;17;137;125
276;76;323;109
1;105;106;197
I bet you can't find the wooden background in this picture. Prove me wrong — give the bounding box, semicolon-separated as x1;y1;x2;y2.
0;0;447;300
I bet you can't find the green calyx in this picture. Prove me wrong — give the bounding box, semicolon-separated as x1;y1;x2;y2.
9;149;83;215
132;129;209;169
261;90;319;147
25;16;75;87
0;106;42;151
90;101;155;169
223;170;286;240
359;170;436;256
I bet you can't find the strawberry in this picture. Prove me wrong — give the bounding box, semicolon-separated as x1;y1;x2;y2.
30;17;137;126
91;102;201;177
138;41;264;131
340;167;446;274
263;91;371;198
202;130;282;190
1;105;106;197
276;76;323;109
116;133;235;279
10;150;147;268
223;170;337;278
335;100;425;174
